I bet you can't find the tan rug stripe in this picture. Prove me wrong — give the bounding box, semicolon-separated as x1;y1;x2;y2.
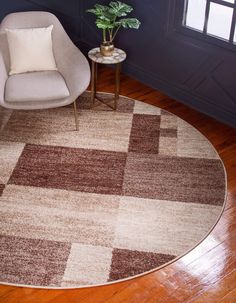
0;185;120;246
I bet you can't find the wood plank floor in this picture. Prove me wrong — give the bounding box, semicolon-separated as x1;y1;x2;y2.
0;66;236;303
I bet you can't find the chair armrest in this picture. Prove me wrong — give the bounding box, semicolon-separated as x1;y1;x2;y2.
0;54;8;106
0;35;9;106
56;45;91;100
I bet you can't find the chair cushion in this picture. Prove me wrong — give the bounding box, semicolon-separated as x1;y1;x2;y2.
5;71;70;102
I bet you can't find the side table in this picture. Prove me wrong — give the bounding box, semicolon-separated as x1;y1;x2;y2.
88;47;126;110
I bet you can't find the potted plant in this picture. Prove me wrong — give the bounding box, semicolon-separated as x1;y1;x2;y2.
87;1;141;56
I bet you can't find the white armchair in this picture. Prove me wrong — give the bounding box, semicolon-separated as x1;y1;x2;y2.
0;11;91;130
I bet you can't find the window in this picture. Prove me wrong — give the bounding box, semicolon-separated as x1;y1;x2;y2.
183;0;236;44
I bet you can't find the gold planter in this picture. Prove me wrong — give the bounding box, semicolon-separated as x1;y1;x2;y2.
100;42;114;57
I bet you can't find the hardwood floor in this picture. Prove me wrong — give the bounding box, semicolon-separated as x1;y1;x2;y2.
0;66;235;303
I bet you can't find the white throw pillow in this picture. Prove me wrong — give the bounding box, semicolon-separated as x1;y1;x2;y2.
6;25;57;75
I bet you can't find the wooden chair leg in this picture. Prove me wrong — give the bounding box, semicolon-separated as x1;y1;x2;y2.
73;100;79;131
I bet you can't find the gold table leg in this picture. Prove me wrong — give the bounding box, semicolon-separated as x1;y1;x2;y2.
73;100;79;131
94;62;98;105
91;61;96;107
114;63;121;110
90;60;121;110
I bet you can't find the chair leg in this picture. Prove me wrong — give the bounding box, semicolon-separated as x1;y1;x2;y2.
73;100;79;131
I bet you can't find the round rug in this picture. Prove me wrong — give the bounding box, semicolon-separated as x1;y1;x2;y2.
0;92;226;288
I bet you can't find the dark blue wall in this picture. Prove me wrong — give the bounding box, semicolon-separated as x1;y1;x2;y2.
1;0;236;128
0;0;82;43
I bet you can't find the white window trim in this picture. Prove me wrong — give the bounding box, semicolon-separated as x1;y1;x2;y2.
183;0;236;44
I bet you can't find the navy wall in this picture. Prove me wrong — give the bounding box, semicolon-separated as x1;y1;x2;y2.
0;0;82;43
1;0;236;128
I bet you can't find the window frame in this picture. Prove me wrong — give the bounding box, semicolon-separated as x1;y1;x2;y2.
175;0;236;51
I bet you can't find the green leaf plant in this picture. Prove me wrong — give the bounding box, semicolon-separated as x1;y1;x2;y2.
87;1;141;43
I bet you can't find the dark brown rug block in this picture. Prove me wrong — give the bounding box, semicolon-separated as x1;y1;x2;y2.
109;248;175;281
160;128;177;137
128;114;160;154
123;153;225;204
9;144;127;195
0;235;71;286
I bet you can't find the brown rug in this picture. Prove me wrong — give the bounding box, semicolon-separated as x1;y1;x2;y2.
0;92;226;288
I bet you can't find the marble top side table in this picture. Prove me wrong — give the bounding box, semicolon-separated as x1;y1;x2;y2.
88;48;127;110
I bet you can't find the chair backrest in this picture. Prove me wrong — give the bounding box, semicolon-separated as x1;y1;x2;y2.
0;11;76;73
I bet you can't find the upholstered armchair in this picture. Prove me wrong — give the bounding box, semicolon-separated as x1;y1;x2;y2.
0;11;90;130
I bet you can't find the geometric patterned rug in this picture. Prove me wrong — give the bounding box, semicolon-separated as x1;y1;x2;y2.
0;92;226;288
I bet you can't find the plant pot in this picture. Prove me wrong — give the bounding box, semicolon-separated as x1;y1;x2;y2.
100;42;114;57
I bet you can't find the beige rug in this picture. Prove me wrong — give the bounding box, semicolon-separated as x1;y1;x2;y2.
0;92;226;288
